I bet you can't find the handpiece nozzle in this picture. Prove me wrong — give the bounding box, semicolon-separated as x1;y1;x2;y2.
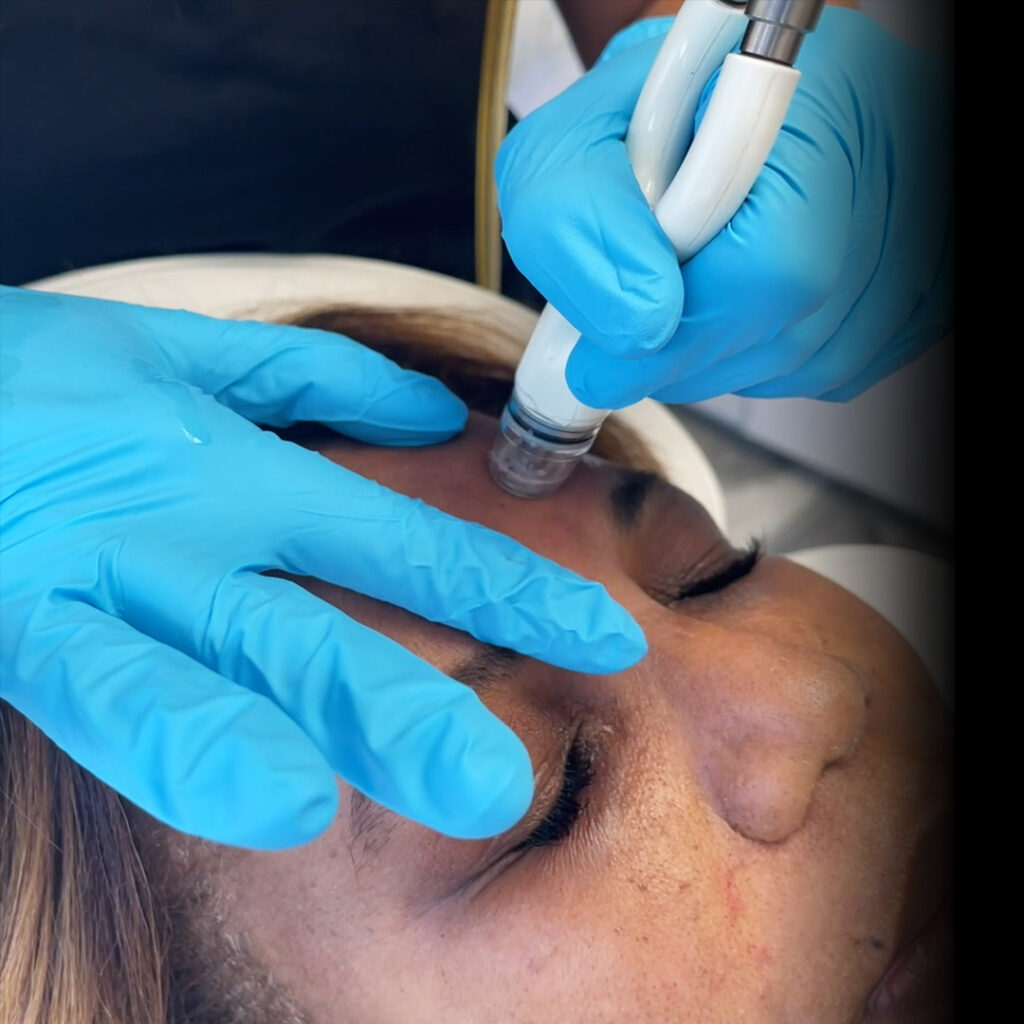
488;396;601;499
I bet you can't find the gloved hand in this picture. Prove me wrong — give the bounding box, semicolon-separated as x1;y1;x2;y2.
496;6;952;405
0;286;646;849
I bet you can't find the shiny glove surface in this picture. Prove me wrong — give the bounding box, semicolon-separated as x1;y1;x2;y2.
0;287;646;848
496;7;952;405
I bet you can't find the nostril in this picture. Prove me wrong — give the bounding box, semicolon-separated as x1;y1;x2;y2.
710;752;847;843
695;659;868;844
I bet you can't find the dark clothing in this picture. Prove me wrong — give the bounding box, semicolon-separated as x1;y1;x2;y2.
0;1;488;286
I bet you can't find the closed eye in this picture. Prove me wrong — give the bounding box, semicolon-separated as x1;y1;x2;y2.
515;735;593;851
675;539;762;600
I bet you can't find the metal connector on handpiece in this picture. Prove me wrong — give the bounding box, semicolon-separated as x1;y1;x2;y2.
741;0;825;66
488;396;600;499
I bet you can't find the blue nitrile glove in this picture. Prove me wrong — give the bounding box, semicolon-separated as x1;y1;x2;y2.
0;286;646;849
496;7;952;405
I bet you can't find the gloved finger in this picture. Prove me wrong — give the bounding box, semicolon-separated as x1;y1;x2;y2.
736;260;929;401
816;338;925;403
2;601;338;850
175;571;535;839
242;448;648;674
134;432;646;676
120;296;468;445
690;224;950;402
817;253;954;402
660;152;896;404
729;247;890;401
565;247;852;406
495;36;683;355
567;326;805;406
629;247;879;403
565;331;707;409
742;195;952;402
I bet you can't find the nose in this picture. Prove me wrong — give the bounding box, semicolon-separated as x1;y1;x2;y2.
652;620;867;843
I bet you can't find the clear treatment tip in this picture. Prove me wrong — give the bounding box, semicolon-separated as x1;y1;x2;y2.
488;395;601;499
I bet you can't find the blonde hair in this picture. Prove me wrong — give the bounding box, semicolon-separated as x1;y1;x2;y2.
0;303;663;1024
0;708;168;1024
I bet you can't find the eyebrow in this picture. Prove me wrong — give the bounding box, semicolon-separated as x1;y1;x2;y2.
347;643;526;854
609;469;658;530
448;643;524;693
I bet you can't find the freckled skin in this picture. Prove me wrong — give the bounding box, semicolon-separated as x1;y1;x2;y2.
187;414;951;1024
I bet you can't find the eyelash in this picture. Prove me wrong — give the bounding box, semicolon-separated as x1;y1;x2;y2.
519;737;594;850
674;539;763;600
510;544;761;854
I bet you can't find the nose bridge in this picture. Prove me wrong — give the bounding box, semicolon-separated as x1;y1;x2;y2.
652;617;867;843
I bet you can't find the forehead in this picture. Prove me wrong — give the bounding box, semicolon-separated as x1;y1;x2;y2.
314;412;720;574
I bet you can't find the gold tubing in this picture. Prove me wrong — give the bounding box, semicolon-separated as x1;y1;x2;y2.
475;0;518;292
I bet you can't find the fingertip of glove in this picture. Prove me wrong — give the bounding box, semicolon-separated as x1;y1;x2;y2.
221;774;339;851
387;372;469;430
538;583;648;673
331;374;468;446
286;780;342;845
565;347;642;410
409;373;470;423
580;267;684;360
435;728;535;840
582;607;648;674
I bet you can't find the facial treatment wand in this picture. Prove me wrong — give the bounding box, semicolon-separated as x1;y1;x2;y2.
490;0;826;498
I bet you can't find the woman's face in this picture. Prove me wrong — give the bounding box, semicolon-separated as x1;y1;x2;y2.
187;413;951;1024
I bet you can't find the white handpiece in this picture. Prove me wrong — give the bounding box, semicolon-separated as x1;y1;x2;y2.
490;0;816;499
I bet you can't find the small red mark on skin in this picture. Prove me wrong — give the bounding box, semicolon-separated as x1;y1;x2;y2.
747;942;775;969
723;864;744;922
700;964;726;999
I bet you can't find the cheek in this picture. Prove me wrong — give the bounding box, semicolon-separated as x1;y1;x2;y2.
333;804;865;1024
683;559;920;683
729;561;947;745
335;866;756;1022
